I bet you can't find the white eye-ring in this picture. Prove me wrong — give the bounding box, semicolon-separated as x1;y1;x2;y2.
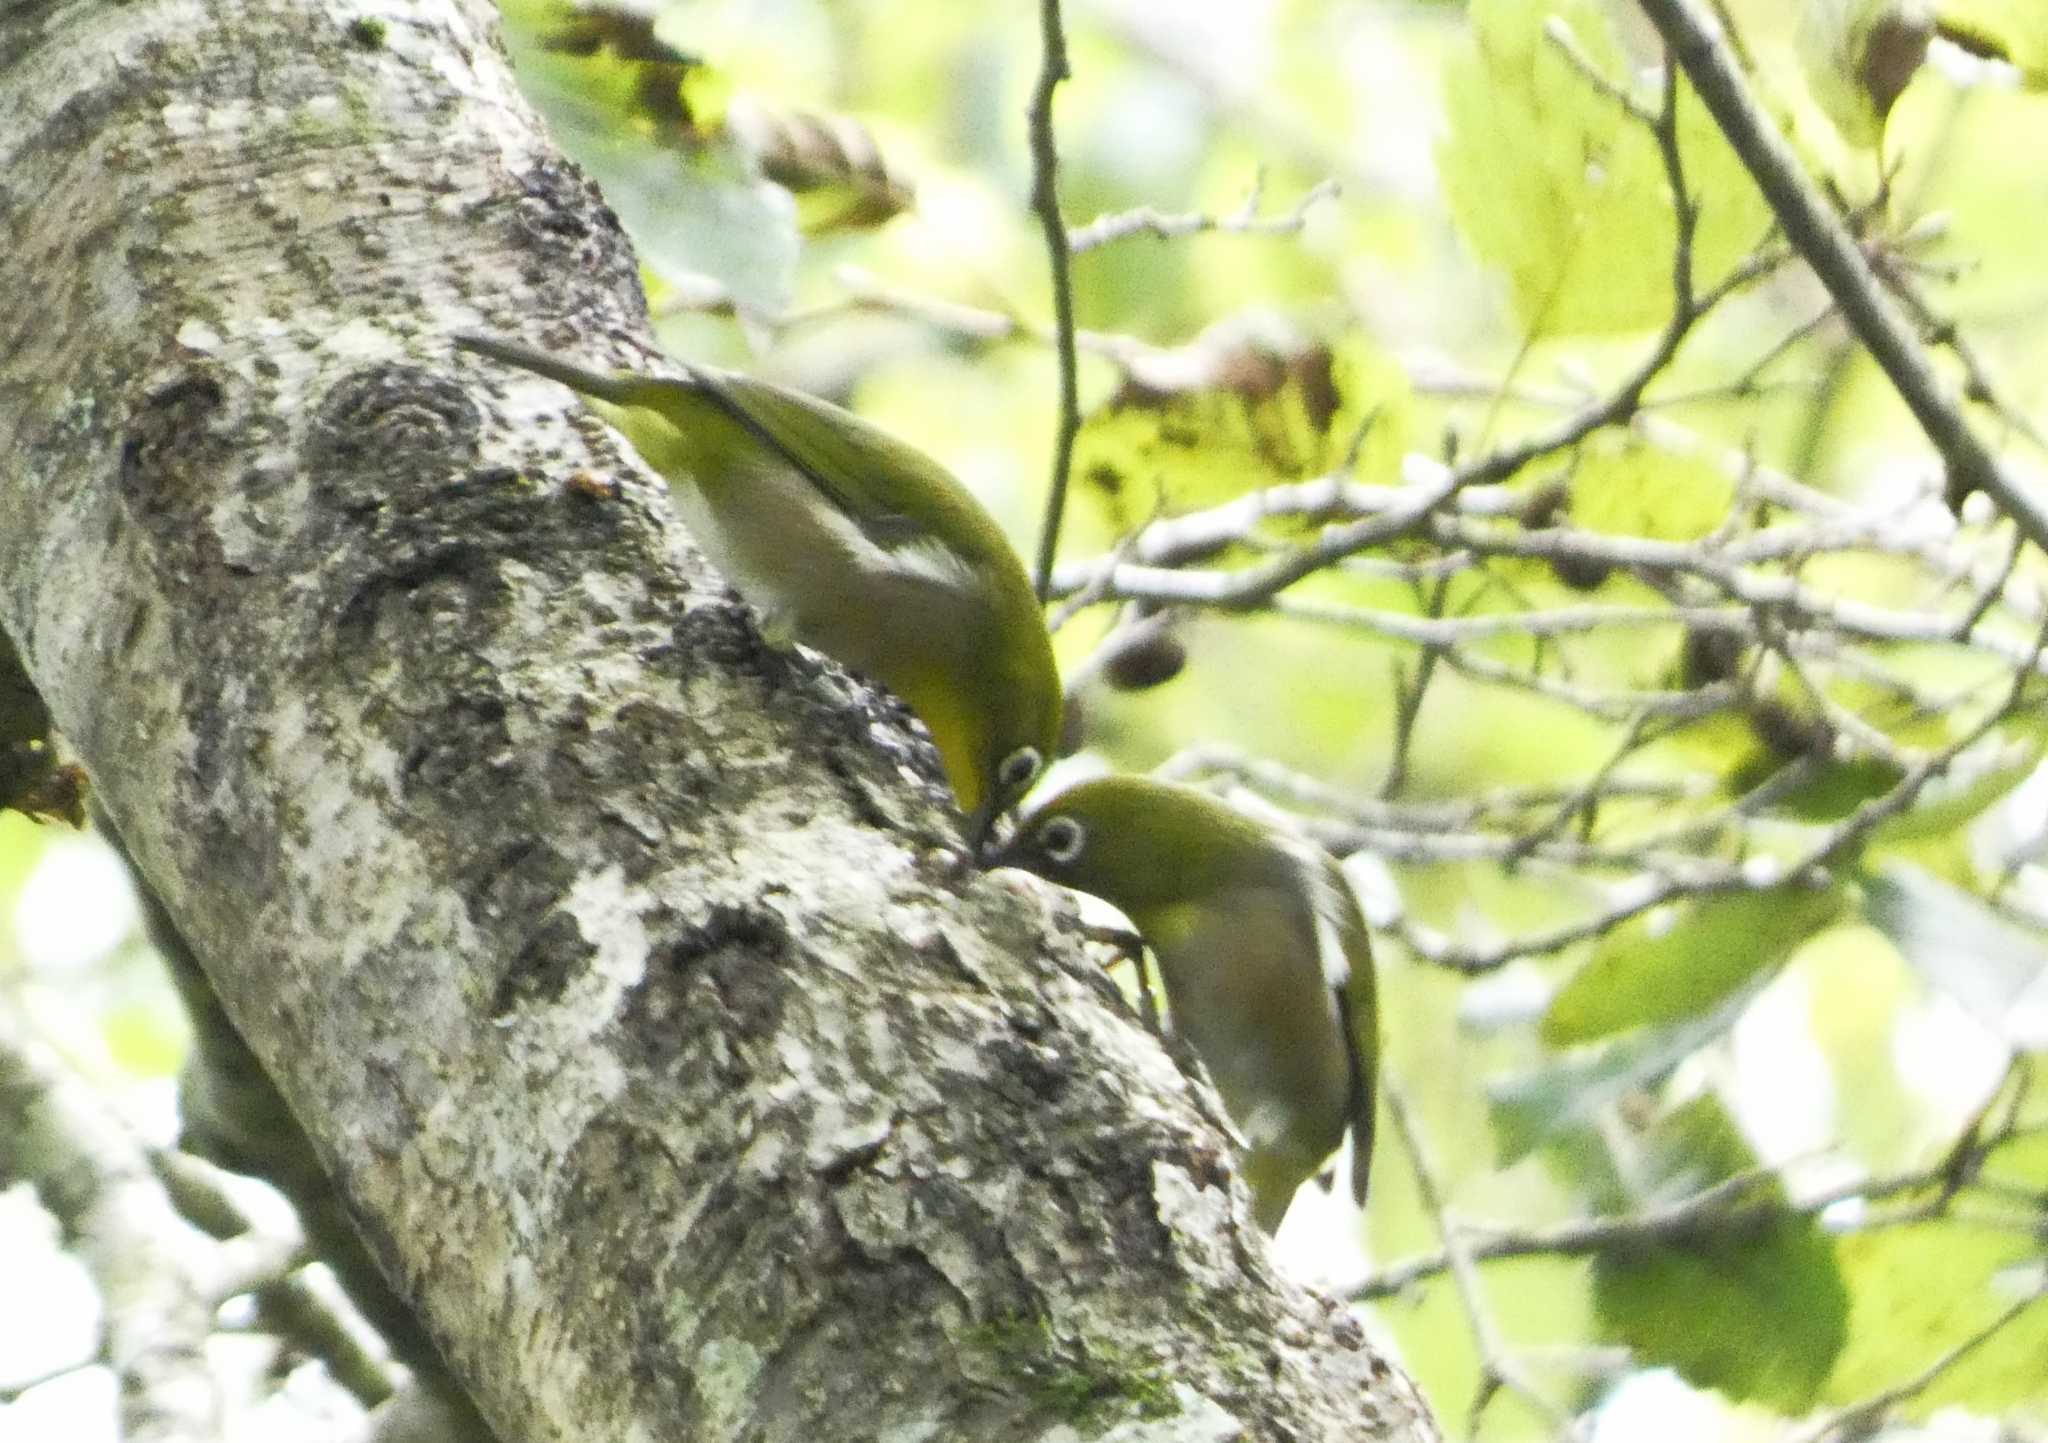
998;746;1044;794
1039;815;1086;866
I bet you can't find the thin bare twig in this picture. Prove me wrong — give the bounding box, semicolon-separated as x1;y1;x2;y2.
1067;175;1338;254
1027;0;1083;603
1354;1088;2046;1303
1353;1159;1782;1299
1543;17;1658;125
1381;572;1452;800
1872;235;2048;459
1383;1074;1570;1437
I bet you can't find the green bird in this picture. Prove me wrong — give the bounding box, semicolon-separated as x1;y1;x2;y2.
454;332;1062;847
987;775;1378;1233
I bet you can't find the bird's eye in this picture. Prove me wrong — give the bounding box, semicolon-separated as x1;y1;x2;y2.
1039;815;1086;866
997;746;1044;794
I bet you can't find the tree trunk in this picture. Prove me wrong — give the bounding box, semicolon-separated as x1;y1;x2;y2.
0;2;1437;1439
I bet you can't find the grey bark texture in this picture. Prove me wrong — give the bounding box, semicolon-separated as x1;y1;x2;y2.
130;827;487;1439
0;1;1439;1440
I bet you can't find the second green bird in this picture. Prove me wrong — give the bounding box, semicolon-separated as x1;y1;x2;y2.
988;775;1378;1233
455;332;1062;847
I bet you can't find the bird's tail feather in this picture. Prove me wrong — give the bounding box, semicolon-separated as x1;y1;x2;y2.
452;331;664;407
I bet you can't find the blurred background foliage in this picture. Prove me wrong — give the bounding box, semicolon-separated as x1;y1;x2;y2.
8;0;2048;1439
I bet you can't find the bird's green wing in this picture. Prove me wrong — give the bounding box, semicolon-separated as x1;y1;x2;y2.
690;369;1011;567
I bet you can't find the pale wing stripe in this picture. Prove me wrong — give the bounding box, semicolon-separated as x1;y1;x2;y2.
1281;835;1354;991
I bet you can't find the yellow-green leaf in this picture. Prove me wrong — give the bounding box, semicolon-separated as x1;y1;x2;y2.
1073;328;1410;533
1827;1222;2048;1414
1439;0;1769;334
1568;436;1737;542
496;0;800;312
1543;885;1846;1045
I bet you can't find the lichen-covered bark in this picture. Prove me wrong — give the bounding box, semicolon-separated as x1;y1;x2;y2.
0;2;1438;1440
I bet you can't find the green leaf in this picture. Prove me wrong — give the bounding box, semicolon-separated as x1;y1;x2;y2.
1738;694;2035;832
1567;436;1737;542
1869;728;2043;844
1071;329;1410;533
1800;927;1920;1170
1542;885;1846;1045
496;0;800;313
1596;1216;1849;1408
1860;864;2048;1043
1827;1222;2048;1415
1439;0;1768;334
1592;1096;1849;1410
1763;756;1907;823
